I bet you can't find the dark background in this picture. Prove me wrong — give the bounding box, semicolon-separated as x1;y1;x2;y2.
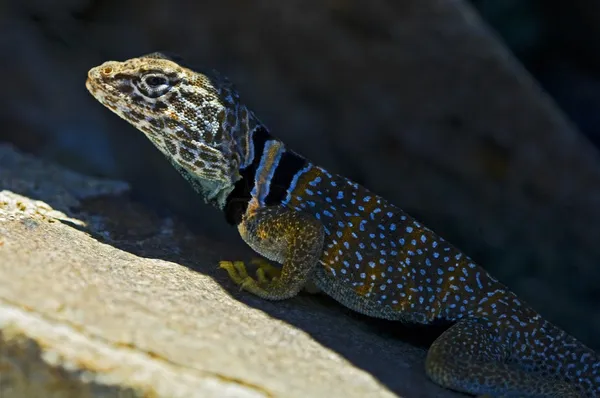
1;0;600;349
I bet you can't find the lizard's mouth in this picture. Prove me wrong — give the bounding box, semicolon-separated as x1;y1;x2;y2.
86;67;135;118
86;72;112;103
85;76;101;98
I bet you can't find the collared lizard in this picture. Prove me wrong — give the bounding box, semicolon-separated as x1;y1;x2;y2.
86;52;600;397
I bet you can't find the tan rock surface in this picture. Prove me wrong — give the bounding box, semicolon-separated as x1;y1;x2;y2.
0;144;465;397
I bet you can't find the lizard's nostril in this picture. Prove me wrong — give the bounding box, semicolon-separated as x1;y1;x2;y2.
102;66;113;74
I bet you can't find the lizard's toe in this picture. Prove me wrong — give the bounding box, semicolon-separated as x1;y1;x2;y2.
219;260;250;284
256;267;277;284
219;259;279;297
249;257;281;280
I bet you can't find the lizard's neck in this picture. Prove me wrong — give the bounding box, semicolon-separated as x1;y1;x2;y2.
167;159;235;210
223;126;308;225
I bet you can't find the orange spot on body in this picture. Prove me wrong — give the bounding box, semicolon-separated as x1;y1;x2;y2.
354;282;374;297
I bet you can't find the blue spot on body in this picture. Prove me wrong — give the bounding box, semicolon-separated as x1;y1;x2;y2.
308;177;321;186
476;272;483;289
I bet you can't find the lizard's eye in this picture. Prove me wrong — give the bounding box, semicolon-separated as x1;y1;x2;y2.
138;73;171;97
145;75;168;87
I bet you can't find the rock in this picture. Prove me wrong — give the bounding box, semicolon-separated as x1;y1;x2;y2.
0;144;466;397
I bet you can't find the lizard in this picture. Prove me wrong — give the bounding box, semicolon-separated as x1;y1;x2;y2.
86;52;600;397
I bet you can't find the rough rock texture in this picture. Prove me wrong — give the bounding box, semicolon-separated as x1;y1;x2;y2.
0;144;467;397
1;0;600;349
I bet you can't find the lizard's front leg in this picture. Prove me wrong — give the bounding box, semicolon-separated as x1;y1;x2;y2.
220;205;324;300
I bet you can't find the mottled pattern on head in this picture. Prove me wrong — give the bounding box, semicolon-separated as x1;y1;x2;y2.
86;52;261;207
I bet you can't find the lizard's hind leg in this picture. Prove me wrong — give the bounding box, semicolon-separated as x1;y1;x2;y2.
425;319;579;397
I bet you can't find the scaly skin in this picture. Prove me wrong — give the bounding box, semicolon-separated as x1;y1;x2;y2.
86;53;600;397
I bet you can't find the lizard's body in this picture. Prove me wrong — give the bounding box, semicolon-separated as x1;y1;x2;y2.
86;53;600;397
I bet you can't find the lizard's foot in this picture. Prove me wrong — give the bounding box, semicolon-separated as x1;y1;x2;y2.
218;258;282;298
249;257;281;281
219;260;250;286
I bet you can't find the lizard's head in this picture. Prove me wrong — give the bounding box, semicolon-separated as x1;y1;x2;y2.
86;52;259;208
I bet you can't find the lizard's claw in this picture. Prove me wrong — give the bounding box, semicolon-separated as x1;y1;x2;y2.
219;258;281;292
219;261;250;288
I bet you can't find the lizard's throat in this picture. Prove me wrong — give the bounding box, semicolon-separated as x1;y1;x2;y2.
168;159;237;210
